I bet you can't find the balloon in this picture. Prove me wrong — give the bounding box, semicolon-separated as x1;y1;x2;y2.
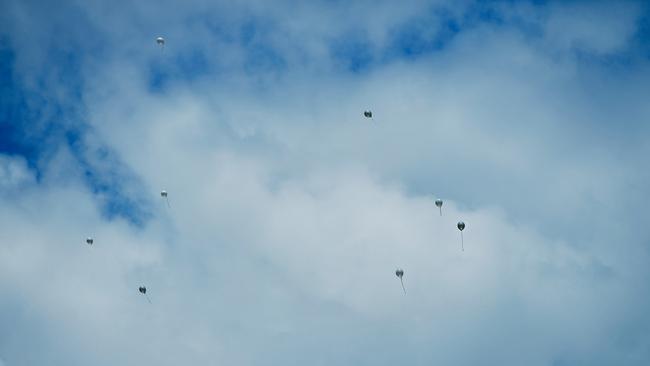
161;190;170;207
395;268;406;294
160;190;172;207
457;221;466;251
86;237;93;245
139;286;151;303
363;111;373;118
435;198;443;216
156;37;165;46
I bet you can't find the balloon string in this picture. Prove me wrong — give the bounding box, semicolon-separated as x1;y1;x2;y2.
145;294;152;304
400;278;406;295
439;207;442;216
166;197;171;208
461;232;464;251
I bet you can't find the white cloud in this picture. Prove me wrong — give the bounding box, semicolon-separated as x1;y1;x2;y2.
0;155;34;191
1;1;650;365
543;2;642;55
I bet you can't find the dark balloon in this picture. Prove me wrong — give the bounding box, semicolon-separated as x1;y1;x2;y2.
395;268;406;294
139;286;151;303
161;190;170;207
435;198;443;215
457;222;466;251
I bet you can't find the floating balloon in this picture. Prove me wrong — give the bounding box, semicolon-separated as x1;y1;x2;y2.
156;37;165;48
86;237;93;245
161;190;170;207
395;268;406;294
139;286;151;303
363;111;373;118
435;198;443;216
457;221;466;251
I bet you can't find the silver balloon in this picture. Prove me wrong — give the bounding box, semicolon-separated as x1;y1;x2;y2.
363;111;373;118
156;37;165;46
86;237;93;245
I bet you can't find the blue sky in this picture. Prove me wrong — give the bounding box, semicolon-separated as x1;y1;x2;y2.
1;1;650;365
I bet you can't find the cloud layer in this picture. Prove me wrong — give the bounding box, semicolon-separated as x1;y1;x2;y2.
1;1;650;365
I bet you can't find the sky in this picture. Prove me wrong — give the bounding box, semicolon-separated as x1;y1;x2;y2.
1;0;650;365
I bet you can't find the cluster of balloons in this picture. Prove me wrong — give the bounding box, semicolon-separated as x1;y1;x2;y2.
431;197;467;251
362;110;470;294
393;197;468;294
76;38;172;302
82;39;471;300
83;186;172;303
84;239;152;301
364;110;468;272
